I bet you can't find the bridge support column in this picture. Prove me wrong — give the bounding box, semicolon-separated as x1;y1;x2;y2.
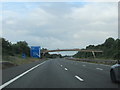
92;51;96;59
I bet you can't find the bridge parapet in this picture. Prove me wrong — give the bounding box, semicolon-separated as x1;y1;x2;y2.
42;49;103;53
41;49;103;58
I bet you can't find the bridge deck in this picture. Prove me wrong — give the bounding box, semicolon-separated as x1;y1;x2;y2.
42;49;103;53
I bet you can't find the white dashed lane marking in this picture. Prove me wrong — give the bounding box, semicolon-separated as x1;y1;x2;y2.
82;65;86;67
64;68;68;71
96;68;103;71
75;75;84;82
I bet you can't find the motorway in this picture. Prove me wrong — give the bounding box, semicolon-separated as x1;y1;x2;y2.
1;58;120;88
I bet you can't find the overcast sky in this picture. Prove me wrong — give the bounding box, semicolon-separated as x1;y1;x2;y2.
1;2;118;55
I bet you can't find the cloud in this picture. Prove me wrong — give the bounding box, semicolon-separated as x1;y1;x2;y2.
27;8;56;26
64;3;117;27
2;2;118;55
63;2;118;43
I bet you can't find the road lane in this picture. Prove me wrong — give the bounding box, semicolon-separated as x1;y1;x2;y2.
2;58;119;88
4;59;87;88
2;60;45;84
56;58;119;88
59;58;111;74
0;61;46;89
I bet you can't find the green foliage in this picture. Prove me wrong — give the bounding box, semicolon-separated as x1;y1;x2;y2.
2;38;30;57
73;37;120;60
2;38;13;56
12;41;30;56
40;48;62;58
104;37;115;48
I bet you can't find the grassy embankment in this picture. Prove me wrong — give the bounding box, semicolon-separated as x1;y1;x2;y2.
2;55;41;65
68;57;117;65
1;55;46;69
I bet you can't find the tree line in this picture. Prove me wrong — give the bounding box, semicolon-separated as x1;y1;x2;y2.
1;38;62;58
73;37;120;60
1;37;120;60
1;38;30;57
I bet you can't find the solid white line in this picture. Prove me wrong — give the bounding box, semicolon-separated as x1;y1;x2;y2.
75;75;84;82
96;68;103;70
64;68;68;71
0;61;46;89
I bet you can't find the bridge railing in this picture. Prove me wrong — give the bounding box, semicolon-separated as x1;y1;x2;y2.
42;49;103;53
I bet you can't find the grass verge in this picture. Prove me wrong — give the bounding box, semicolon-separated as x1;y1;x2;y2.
1;55;44;69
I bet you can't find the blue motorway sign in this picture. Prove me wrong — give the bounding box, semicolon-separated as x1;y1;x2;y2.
30;46;41;58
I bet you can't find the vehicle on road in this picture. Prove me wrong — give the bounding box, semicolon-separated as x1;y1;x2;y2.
110;60;120;83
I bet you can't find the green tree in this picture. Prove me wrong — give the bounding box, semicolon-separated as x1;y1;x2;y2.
12;41;30;56
73;37;120;60
103;37;115;48
2;38;13;56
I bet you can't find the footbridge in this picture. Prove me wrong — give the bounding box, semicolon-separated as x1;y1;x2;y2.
42;49;103;58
